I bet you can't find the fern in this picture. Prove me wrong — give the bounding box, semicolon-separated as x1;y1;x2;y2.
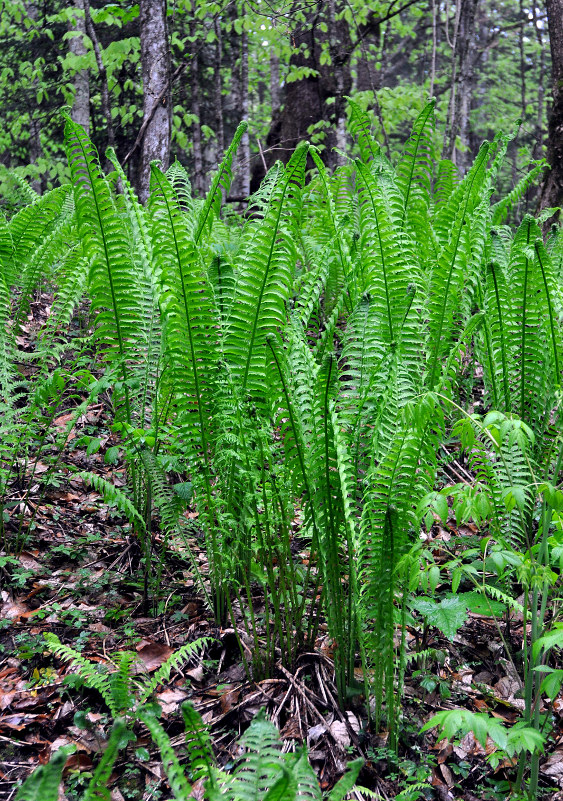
138;638;210;705
63;113;145;425
83;721;128;801
225;141;309;398
79;470;146;531
182;702;217;786
15;744;76;801
137;708;194;801
396;99;435;224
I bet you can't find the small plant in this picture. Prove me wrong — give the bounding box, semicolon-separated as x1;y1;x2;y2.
45;633;210;722
16;704;364;801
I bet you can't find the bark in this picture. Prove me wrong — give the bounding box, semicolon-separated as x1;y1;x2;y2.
532;5;545;159
251;0;418;188
518;0;526;121
26;1;43;193
532;4;545;160
138;0;171;203
239;17;251;197
84;0;114;151
251;1;355;188
190;37;204;195
444;0;480;171
214;17;225;161
538;0;563;212
270;49;280;115
29;115;43;195
69;0;90;134
429;0;437;97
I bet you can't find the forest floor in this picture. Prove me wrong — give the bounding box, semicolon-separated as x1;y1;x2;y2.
2;295;563;801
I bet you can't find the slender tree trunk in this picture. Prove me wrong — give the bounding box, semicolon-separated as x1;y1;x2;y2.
190;37;204;195
518;0;526;121
538;0;563;212
26;1;43;193
239;14;250;197
84;0;114;151
214;17;225;161
270;49;280;115
444;0;480;171
29;116;43;195
533;5;545;160
429;0;437;97
138;0;171;203
442;0;462;157
69;0;90;135
328;0;346;164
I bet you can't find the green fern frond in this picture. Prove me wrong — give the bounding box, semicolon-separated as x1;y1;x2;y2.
83;721;128;801
166;159;194;213
396;99;435;221
225;141;309;397
492;161;546;225
181;702;216;786
44;633;116;715
137;708;194;801
78;471;145;531
194;121;247;242
138;638;210;705
346;97;380;164
63;114;145;425
223;709;289;801
15;744;76;801
360;394;443;730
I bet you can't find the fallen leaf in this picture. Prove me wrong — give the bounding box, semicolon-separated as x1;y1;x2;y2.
542;749;563;787
219;688;240;714
0;598;29;621
156;688;187;715
329;720;350;749
135;640;173;672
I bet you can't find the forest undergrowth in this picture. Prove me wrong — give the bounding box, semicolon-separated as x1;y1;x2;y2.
1;102;563;801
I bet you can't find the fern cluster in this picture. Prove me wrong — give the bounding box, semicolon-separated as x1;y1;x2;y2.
3;101;561;755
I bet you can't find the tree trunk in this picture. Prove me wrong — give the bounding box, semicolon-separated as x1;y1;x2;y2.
138;0;171;204
239;15;250;197
532;4;545;160
84;0;114;152
270;49;280;115
538;0;563;213
69;0;90;135
214;17;225;161
250;1;355;188
444;0;480;171
190;38;204;195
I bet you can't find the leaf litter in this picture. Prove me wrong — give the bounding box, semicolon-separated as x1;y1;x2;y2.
2;294;563;800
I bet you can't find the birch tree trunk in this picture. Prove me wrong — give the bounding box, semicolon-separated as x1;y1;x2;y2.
239;14;250;198
214;17;225;161
69;0;90;135
539;0;563;212
190;40;204;196
84;0;114;152
138;0;171;203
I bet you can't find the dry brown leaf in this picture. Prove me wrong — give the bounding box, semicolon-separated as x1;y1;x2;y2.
185;664;204;683
136;640;173;672
541;749;563;787
329;720;350;749
156;688;188;715
219;688;240;714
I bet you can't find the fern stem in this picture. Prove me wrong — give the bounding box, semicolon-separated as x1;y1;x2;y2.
534;241;560;383
488;262;511;410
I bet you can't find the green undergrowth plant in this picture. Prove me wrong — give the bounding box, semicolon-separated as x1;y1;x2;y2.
44;632;210;721
16;704;363;801
4;99;561;770
417;402;563;796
